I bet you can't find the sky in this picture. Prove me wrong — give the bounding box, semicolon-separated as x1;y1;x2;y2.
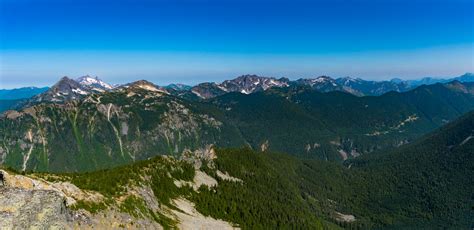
0;0;473;88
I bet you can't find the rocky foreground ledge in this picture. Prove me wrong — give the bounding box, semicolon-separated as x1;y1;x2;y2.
0;170;72;228
0;148;240;229
0;187;69;228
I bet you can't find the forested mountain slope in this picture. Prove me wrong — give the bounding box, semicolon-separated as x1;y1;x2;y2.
2;111;471;229
1;80;473;172
0;87;245;172
195;111;474;228
0;99;23;113
209;82;474;158
345;110;474;228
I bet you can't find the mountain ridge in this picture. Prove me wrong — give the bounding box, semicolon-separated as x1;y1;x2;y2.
3;72;473;102
1;77;473;172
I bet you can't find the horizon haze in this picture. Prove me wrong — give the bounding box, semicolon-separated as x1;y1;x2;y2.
1;0;473;88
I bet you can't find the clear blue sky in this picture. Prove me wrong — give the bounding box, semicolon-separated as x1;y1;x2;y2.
0;0;473;88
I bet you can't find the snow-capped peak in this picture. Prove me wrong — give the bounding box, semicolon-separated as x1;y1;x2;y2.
76;75;113;92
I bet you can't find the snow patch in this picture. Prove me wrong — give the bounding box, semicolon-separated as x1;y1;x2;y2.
72;88;89;95
240;89;250;94
76;76;113;90
217;85;230;92
191;89;205;99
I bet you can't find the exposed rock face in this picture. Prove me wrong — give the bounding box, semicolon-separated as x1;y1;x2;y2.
0;170;102;228
295;76;344;93
216;170;243;183
334;211;356;222
0;170;103;206
191;75;289;99
260;140;269;152
121;80;169;94
191;82;227;99
220;75;289;94
192;170;218;190
181;145;217;169
0;187;70;229
30;76;92;104
171;198;237;230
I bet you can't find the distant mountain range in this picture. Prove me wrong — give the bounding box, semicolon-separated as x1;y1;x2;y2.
399;72;474;87
186;73;474;99
0;87;49;100
1;73;473;103
1;73;473;172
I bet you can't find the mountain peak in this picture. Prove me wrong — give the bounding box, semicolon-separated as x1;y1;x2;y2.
129;79;154;85
76;75;113;92
455;72;474;82
189;74;290;99
222;74;289;94
27;76;91;104
125;80;168;94
76;75;95;82
317;75;335;81
59;76;73;82
54;76;82;89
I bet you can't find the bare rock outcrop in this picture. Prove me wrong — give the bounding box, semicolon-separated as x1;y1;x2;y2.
0;187;70;229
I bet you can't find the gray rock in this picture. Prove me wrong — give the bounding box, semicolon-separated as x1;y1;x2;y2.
0;187;71;229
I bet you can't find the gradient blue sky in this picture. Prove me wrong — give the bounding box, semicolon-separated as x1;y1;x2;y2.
0;0;473;88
